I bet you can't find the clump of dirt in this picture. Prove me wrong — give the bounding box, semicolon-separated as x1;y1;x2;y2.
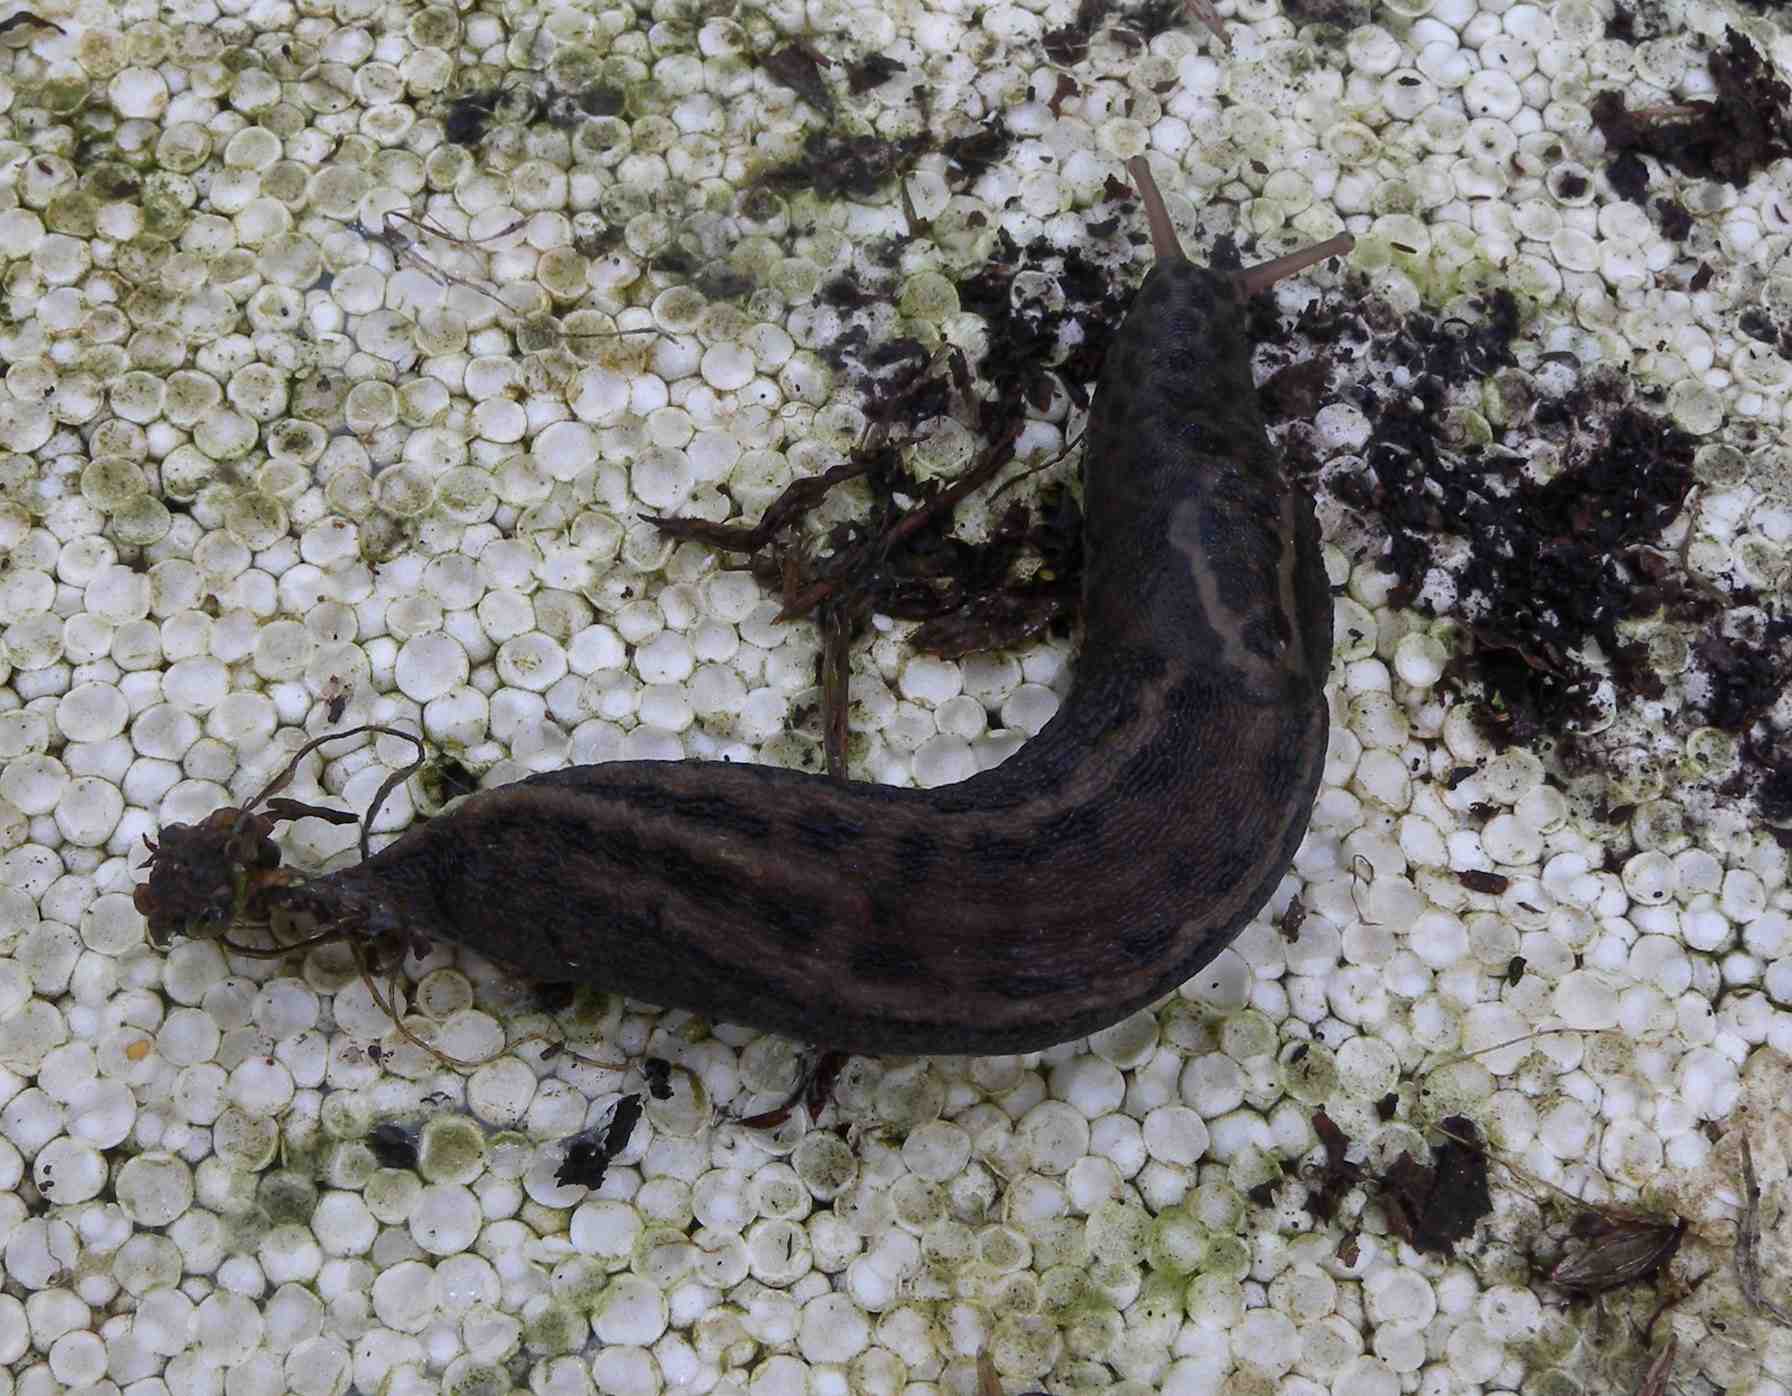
1044;0;1194;64
758;130;931;198
761;43;836;116
1590;28;1792;196
1379;1117;1493;1258
1371;392;1697;744
1295;1111;1494;1257
1282;0;1371;25
1739;305;1792;364
440;80;626;146
1314;277;1792;826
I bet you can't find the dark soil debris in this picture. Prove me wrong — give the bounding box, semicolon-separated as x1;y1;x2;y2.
1696;620;1792;735
693;263;756;301
1305;1110;1362;1222
847;52;906;94
955;208;1148;421
1604;3;1667;42
0;12;62;36
1590;28;1792;196
570;84;625;119
759;130;928;198
443;80;625;145
1364;318;1699;745
942;121;1013;185
1653;197;1693;241
556;1094;643;1190
1044;0;1107;65
646;200;1167;771
1259;355;1331;425
1739;305;1792;363
1123;0;1187;42
366;1122;420;1170
1379;1116;1493;1258
1043;0;1210;63
1550;167;1589;202
443;86;504;146
762;43;836;116
1283;0;1370;25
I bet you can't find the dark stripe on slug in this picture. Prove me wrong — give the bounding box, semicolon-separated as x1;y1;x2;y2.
1117;734;1185;798
894;829;942;876
1034;802;1105;848
967;829;1051;868
1117;917;1173;965
865;890;900;930
848;939;932;983
564;818;826;950
1174;834;1258;896
600;896;664;946
747;890;826;949
595;825;715;891
1266;709;1319;790
975;966;1092;1000
603;782;778;841
789;810;867;854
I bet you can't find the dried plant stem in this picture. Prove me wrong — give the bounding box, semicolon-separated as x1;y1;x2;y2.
1634;1337;1676;1396
1736;1134;1792;1327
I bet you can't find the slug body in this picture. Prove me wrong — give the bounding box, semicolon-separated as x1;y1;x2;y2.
324;166;1345;1055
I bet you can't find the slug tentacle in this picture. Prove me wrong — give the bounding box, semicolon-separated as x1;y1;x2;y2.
141;162;1350;1057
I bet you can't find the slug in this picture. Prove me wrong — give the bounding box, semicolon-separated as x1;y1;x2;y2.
139;160;1350;1056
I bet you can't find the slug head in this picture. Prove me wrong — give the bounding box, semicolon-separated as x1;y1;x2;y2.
1125;155;1353;299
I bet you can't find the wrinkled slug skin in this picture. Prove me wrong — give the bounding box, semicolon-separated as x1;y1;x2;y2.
324;249;1334;1056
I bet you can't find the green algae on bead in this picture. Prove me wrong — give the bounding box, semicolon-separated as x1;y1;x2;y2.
80;456;148;512
418;1117;487;1185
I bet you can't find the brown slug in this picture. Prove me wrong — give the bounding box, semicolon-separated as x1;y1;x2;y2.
138;159;1351;1056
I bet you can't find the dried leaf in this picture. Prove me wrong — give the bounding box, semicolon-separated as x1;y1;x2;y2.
1550;1213;1684;1294
0;11;61;36
262;798;360;826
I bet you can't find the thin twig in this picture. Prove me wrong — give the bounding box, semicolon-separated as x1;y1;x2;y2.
1184;0;1228;43
1422;1029;1580;1074
1634;1337;1676;1396
1737;1134;1792;1326
352;950;625;1074
232;723;424;860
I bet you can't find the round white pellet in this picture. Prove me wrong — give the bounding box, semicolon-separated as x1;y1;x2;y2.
409;1184;482;1256
911;736;975;788
494;634;568;693
395;632;470;703
591;1274;668;1345
56;684;129;741
115;1152;194;1227
34;1137;106;1205
0;754;68;816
